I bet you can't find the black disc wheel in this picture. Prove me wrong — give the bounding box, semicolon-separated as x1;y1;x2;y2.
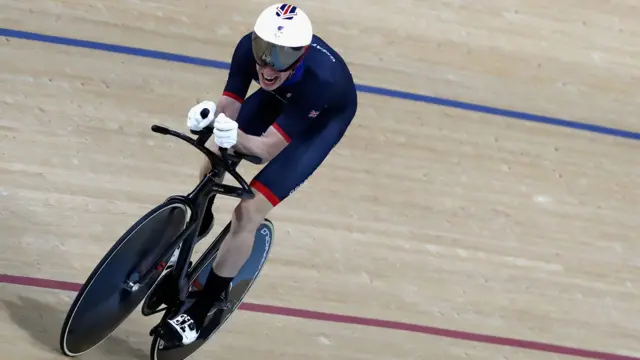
150;219;274;360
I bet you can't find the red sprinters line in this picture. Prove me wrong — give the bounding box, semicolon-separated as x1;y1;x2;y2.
0;273;638;360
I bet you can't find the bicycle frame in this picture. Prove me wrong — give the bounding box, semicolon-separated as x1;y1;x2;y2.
139;124;262;313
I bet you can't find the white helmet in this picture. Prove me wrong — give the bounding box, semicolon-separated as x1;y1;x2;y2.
252;4;313;71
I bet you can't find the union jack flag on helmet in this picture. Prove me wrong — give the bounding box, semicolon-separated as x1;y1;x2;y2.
276;4;298;20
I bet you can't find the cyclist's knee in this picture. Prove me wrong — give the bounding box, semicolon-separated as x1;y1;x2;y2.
231;196;272;233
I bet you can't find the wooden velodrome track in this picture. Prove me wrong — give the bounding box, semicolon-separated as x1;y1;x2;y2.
1;0;639;359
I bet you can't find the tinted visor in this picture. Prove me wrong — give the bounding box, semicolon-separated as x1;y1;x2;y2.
251;32;307;72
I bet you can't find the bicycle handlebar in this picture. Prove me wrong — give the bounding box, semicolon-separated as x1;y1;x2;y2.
150;124;262;198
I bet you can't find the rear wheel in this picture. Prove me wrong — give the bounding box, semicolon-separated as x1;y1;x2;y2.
59;200;190;357
150;219;275;360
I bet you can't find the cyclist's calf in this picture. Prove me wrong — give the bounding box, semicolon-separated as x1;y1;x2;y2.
211;190;274;278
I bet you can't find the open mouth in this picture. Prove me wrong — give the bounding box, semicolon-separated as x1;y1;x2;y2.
261;72;278;85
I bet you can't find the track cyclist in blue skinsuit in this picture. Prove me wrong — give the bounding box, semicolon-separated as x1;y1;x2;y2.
161;3;359;345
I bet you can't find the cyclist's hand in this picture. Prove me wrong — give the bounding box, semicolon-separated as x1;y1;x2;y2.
213;114;238;148
187;101;216;131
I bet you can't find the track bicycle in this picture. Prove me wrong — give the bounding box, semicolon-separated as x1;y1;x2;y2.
58;122;275;360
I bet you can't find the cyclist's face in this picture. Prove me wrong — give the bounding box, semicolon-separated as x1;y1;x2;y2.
256;64;292;90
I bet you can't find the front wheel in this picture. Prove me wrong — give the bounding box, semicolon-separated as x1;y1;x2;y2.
59;199;190;357
150;219;275;360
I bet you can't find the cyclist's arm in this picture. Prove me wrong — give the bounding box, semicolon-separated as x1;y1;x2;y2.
215;95;242;121
234;95;329;161
234;127;288;162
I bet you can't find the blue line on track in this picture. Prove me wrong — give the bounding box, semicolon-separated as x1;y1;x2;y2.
2;28;638;141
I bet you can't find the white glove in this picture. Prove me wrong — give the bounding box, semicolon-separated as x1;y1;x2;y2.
187;100;217;131
213;113;238;148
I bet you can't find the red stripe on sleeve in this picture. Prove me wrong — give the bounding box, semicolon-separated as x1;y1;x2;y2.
222;91;244;104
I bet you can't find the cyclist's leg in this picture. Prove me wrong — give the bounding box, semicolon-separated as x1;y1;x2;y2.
235;89;284;135
167;107;356;342
212;107;357;277
197;89;283;238
207;107;357;284
248;112;355;206
151;90;284;315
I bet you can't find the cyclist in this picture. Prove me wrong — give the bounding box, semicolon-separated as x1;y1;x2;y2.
163;3;359;345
